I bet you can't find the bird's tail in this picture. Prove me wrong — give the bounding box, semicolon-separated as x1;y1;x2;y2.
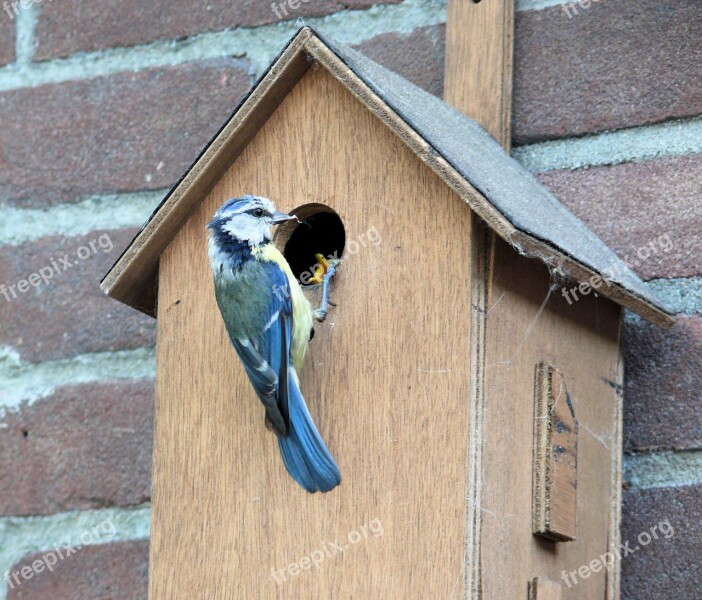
278;371;341;493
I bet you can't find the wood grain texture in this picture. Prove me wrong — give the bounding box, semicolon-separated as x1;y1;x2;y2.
463;219;492;598
151;67;473;598
606;332;624;600
533;363;578;542
444;0;514;147
529;576;563;600
480;238;623;600
443;3;512;596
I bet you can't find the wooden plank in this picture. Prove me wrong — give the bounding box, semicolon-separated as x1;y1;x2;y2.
463;218;493;598
150;67;473;598
533;363;578;542
444;0;514;147
529;576;563;600
606;327;624;600
443;2;512;597
480;238;622;600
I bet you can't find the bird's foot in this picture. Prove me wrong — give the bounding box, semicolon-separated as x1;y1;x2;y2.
314;258;340;322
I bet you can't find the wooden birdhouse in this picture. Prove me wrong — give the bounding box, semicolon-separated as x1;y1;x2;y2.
101;26;672;600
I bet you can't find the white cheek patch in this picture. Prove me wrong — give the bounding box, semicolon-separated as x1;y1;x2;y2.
223;214;268;246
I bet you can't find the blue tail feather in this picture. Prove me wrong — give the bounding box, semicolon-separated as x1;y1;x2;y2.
278;373;341;493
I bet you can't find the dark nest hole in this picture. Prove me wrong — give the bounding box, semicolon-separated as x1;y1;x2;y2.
274;204;346;285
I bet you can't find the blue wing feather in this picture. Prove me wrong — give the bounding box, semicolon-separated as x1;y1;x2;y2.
278;374;342;492
223;257;341;492
229;264;290;434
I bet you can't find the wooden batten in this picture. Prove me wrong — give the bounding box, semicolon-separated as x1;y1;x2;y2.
529;576;563;600
533;363;579;542
444;0;514;146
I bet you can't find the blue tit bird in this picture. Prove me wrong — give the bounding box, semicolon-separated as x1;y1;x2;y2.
207;194;341;493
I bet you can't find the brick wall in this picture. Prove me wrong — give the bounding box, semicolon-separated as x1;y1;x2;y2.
0;0;699;597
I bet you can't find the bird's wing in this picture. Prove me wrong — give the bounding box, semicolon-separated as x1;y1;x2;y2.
230;263;293;436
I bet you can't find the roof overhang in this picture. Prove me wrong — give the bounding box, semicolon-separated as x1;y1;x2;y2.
101;27;673;327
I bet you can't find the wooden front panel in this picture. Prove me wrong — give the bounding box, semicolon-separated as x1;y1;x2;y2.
152;67;473;598
478;238;623;600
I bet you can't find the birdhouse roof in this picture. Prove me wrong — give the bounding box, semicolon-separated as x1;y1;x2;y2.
102;27;673;327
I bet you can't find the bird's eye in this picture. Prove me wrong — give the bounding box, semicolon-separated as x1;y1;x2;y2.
253;208;264;217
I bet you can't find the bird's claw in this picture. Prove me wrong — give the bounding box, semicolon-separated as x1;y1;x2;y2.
314;258;340;322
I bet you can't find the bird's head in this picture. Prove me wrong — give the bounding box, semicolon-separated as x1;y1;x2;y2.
207;195;295;247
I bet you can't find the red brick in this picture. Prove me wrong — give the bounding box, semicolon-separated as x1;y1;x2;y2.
513;0;702;144
0;229;156;363
35;0;401;60
0;60;250;207
0;380;153;516
537;154;702;280
0;11;14;66
623;315;702;452
621;485;702;599
7;541;149;599
353;25;446;98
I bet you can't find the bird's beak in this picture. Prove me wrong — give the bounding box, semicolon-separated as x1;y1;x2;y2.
270;211;296;224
